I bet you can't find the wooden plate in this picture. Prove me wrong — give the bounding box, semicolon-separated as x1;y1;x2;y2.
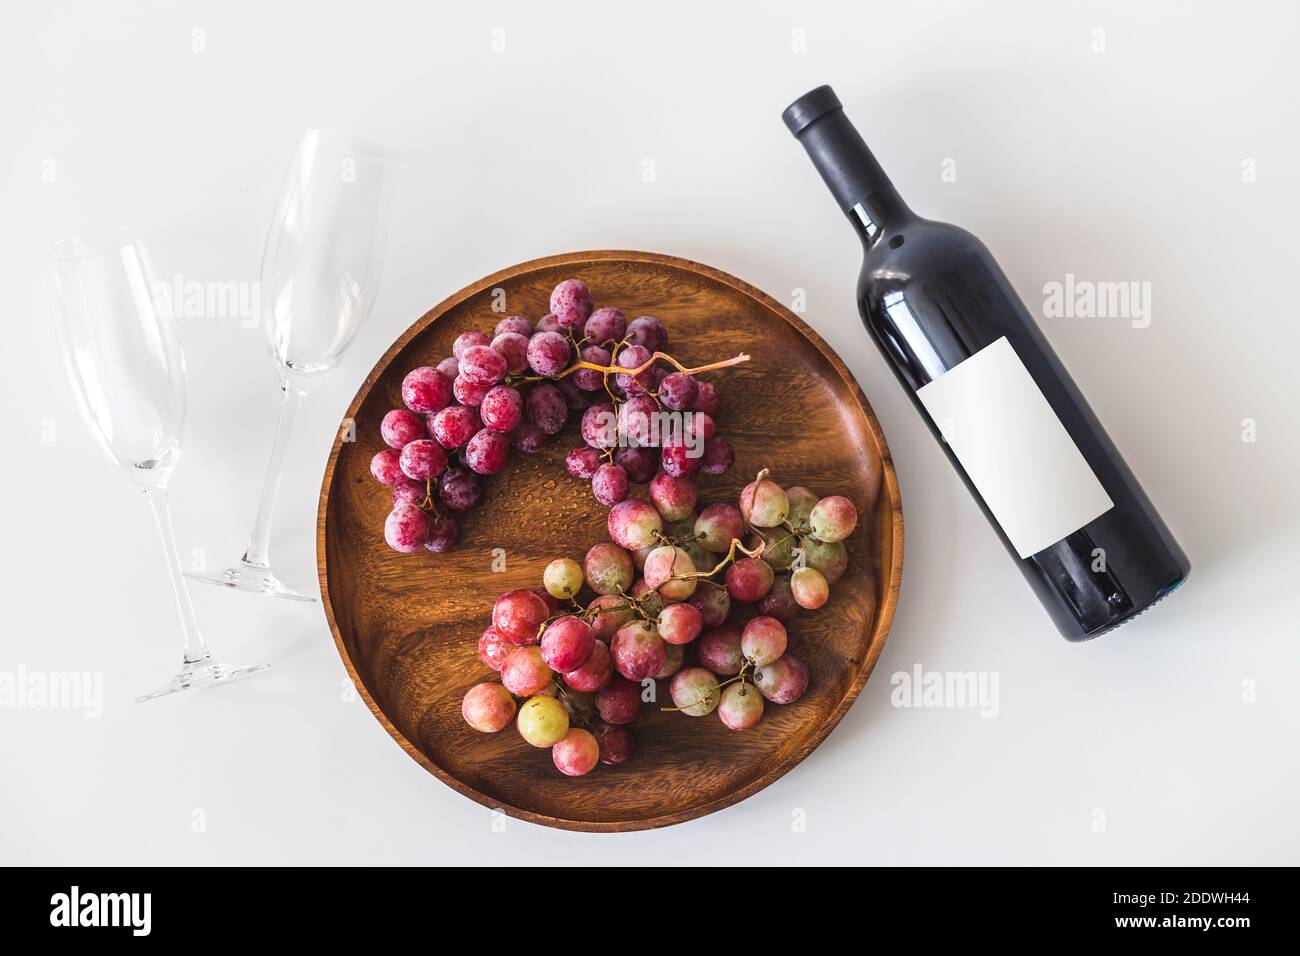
318;250;903;831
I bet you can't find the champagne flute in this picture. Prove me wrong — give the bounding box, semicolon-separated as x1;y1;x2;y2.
49;229;271;702
189;130;393;601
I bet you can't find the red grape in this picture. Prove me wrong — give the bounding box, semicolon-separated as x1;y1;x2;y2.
494;315;533;337
614;446;657;484
527;330;572;376
381;408;425;449
478;626;514;671
607;498;663;551
598;725;635;765
790;566;830;609
500;646;553;697
802;537;848;582
643;545;696;602
458;344;507;386
401;366;452;414
687;583;730;628
465;428;510;475
648;471;697;521
370;448;404;485
611;621;666;681
614;344;653;395
423;514;459;553
384;504;431;553
595;676;641;725
552;728;600;777
587;594;634;639
809;494;859;542
658;601;703;645
399;439;448;481
511;423;548;454
753;654;809;704
697;625;743;676
725;557;774;602
757;574;798;622
656;642;685;679
492;589;550;645
693;380;720;416
700;437;734;475
669;667;720;717
555;376;590;412
686;412;715;443
661;438;702;478
435;356;460;380
452;330;491;359
536;313;561;334
438;467;482;511
479;385;523;432
563;638;612;692
591;463;629;506
490;331;530;374
526;383;568;434
429;405;480;449
549;279;593;331
717;682;764;730
540;616;596;672
625;315;667;352
618;394;657;446
391;480;424;507
581;403;619;449
739;478;789;527
657;372;697;411
573;345;611;391
584;306;626;344
453;374;491;407
565;447;603;479
462;682;516;733
584;542;634;595
694;502;744;552
741;615;787;666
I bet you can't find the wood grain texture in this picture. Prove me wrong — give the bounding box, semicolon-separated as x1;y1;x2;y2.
317;250;904;831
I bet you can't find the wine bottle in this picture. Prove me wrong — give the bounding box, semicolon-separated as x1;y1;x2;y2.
782;85;1189;640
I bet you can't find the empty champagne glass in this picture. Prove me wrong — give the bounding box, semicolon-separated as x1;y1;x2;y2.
189;130;393;601
50;229;271;702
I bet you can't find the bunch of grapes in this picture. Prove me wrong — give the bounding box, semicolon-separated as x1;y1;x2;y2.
369;278;747;555
460;469;863;776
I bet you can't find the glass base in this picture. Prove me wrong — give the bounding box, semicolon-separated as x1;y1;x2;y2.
186;560;316;602
136;656;271;703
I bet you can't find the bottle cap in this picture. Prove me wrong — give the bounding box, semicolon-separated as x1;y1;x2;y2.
782;85;842;136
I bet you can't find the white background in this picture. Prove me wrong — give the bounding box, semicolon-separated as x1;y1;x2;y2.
2;0;1296;865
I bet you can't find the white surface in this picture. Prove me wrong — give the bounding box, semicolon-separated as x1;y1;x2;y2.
2;0;1296;865
918;337;1114;559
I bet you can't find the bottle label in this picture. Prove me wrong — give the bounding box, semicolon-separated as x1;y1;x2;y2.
916;337;1113;558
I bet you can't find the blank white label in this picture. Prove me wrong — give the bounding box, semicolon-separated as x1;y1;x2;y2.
917;337;1113;558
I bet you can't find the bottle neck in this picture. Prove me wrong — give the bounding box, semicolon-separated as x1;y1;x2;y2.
792;107;911;247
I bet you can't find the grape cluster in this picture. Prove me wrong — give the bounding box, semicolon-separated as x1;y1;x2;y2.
369;278;746;555
460;469;862;776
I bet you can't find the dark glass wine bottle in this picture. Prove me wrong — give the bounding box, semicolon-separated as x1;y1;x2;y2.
783;85;1189;640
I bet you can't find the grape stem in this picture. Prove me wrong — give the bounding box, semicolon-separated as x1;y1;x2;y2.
556;350;751;382
649;535;765;596
662;663;752;713
418;477;441;516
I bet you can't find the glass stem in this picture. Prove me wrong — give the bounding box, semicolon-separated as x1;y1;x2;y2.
242;383;304;569
144;485;209;664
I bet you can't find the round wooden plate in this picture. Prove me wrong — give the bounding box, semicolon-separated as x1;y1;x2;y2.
318;250;903;831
